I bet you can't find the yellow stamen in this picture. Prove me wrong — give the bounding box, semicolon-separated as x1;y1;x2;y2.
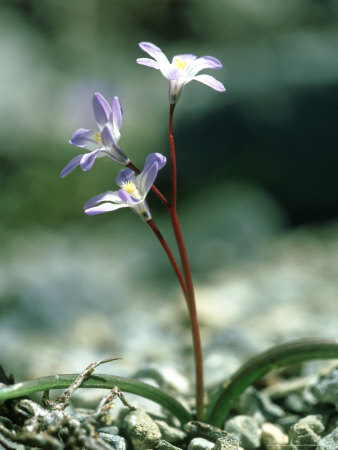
174;58;188;71
121;180;136;195
93;132;102;145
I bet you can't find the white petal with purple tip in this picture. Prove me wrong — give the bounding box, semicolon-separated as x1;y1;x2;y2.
193;74;226;92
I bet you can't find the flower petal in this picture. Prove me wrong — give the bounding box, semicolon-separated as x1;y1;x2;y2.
101;124;115;148
187;56;223;76
85;202;128;215
118;189;141;205
116;168;136;187
138;42;171;78
112;96;123;131
92;92;112;128
192;74;226;92
80;149;101;172
136;58;161;70
84;190;121;209
60;154;83;178
69;128;96;148
137;153;166;194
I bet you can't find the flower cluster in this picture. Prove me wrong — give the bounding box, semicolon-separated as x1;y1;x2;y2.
61;41;225;220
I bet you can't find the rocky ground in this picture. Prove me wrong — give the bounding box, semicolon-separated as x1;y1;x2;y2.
1;187;338;448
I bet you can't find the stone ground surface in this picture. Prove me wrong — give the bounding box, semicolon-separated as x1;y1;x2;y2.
0;188;338;448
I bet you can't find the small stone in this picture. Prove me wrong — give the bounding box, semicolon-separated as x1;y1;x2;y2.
261;422;288;450
187;437;214;450
288;414;324;449
316;426;338;449
155;420;187;443
225;415;261;448
237;386;284;424
184;420;228;440
123;408;162;449
214;433;240;449
312;368;338;410
157;440;183;450
99;432;127;450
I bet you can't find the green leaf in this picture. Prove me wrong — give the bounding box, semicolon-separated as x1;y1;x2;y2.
205;338;338;427
0;373;192;424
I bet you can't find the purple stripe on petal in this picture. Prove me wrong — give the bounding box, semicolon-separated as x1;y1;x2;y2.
193;74;226;92
116;168;135;187
112;97;123;131
60;154;83;178
137;160;160;194
101;124;114;148
92;93;112;128
85;202;127;215
69;128;96;147
80;149;101;171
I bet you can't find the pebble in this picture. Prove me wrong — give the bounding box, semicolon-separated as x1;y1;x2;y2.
224;415;261;448
312;368;338;410
237;386;284;424
99;432;127;449
157;439;183;450
155;419;187;443
187;437;214;450
316;425;338;450
184;421;229;441
123;408;162;450
288;414;324;449
214;434;240;449
261;422;288;450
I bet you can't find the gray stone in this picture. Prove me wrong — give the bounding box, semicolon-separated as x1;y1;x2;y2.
237;386;284;424
123;408;162;449
214;433;240;449
187;437;214;450
316;426;338;450
184;420;228;441
261;422;288;450
99;432;127;450
155;420;187;443
312;368;338;410
288;414;324;449
224;415;261;448
157;440;183;450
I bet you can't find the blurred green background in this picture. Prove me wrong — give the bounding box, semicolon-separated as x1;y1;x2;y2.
1;0;338;382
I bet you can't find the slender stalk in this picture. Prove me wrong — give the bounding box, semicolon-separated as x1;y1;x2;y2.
168;103;204;421
127;161;170;208
147;218;187;299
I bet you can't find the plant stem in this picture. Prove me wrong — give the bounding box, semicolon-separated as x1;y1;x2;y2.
147;218;187;299
168;103;204;421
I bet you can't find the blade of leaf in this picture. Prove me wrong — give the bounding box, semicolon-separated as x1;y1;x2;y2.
0;373;191;424
205;338;338;427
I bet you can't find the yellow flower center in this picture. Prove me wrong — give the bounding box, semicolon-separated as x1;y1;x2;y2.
93;132;102;145
121;180;136;195
174;58;188;71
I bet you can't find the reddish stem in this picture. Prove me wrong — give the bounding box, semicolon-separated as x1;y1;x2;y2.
168;104;204;421
147;219;187;300
127;161;170;208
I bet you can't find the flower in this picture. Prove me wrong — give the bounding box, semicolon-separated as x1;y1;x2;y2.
137;42;226;103
60;92;129;178
84;153;166;221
